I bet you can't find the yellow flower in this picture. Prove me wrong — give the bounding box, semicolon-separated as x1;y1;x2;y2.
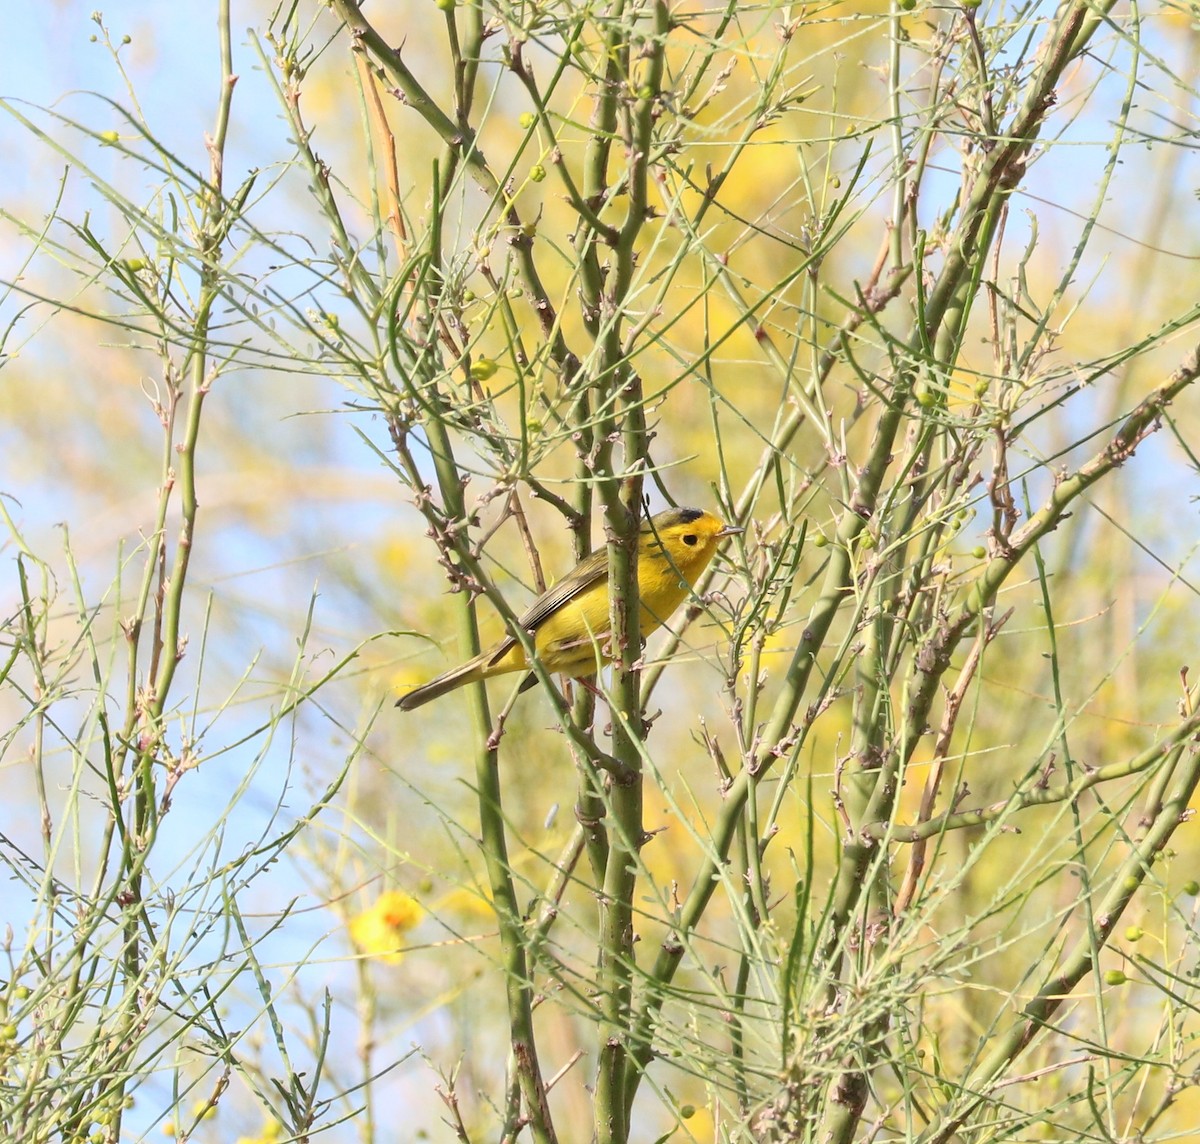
235;1123;283;1144
349;890;423;963
190;1098;217;1121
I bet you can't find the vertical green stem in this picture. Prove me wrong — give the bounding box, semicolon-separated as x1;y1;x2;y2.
422;409;558;1144
592;4;667;1136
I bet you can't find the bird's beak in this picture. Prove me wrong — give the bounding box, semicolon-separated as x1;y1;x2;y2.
716;524;744;538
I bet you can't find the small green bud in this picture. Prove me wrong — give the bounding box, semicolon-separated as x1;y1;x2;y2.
1124;926;1143;942
529;164;547;182
470;359;498;381
812;534;829;548
1103;970;1127;986
971;546;986;559
1184;880;1199;896
519;112;536;129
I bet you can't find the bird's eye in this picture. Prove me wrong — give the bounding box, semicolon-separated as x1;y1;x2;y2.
682;533;698;546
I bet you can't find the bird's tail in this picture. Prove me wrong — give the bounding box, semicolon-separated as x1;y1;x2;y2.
395;656;488;711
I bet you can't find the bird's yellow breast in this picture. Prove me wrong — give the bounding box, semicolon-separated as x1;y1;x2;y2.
486;553;697;680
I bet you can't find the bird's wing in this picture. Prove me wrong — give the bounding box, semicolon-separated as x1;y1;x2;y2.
485;548;610;667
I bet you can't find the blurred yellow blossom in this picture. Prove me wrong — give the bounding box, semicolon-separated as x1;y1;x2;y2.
434;884;495;922
235;1120;283;1144
190;1098;217;1121
349;890;424;963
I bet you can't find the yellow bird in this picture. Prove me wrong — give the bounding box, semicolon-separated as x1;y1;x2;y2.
396;507;741;711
